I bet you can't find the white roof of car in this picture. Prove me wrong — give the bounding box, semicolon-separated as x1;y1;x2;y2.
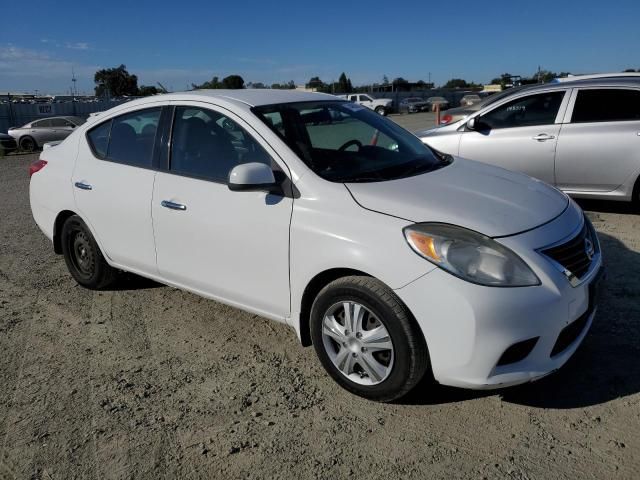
166;89;338;107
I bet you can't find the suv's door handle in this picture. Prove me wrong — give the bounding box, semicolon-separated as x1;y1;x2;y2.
532;133;556;141
161;200;187;211
74;181;92;190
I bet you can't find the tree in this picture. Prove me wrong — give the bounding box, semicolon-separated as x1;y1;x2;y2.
382;75;390;85
336;72;353;93
222;75;245;89
192;76;222;89
94;64;138;97
272;81;296;89
246;82;266;89
443;78;469;89
191;74;244;90
306;76;326;91
138;85;161;96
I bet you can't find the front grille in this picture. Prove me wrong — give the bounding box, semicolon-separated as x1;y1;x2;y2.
541;221;597;280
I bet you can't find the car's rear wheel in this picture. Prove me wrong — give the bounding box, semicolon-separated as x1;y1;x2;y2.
19;136;36;152
61;215;117;290
375;106;387;116
310;276;429;402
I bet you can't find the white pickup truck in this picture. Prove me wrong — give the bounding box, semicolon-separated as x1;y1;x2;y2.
338;93;393;116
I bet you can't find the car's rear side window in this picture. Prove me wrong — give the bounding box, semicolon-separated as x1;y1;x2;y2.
571;89;640;123
86;107;161;168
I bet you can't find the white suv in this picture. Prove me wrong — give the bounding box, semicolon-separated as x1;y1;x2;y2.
30;90;603;401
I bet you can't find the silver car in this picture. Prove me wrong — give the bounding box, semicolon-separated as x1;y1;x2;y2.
8;116;86;152
417;77;640;202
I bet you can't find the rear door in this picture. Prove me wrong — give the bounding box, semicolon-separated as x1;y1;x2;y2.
72;106;165;275
555;87;640;192
458;90;568;185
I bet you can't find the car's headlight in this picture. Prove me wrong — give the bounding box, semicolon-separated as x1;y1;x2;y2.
403;223;540;287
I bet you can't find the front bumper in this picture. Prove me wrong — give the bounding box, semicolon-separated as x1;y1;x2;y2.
394;205;603;390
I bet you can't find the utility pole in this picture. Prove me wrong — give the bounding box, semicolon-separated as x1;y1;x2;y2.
72;67;77;97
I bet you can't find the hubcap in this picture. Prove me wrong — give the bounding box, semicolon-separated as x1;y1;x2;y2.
321;301;394;386
71;231;94;276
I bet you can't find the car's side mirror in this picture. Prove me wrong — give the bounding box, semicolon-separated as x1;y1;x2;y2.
467;116;488;131
228;162;279;193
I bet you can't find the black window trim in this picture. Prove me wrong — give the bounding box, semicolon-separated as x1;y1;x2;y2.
85;106;164;172
569;86;640;124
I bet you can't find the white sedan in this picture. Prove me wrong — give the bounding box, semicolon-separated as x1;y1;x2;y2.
29;89;603;401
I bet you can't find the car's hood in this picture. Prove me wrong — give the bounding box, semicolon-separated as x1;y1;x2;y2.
345;158;568;238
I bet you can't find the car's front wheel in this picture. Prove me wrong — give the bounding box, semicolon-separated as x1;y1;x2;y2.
375;106;387;116
61;215;118;290
310;276;429;402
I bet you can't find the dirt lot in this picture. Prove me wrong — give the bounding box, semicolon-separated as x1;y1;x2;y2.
1;151;639;480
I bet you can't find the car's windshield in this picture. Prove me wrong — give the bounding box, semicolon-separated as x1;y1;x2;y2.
407;98;422;103
252;101;450;183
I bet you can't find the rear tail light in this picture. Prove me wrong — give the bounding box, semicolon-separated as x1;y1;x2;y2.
29;159;48;177
440;114;453;124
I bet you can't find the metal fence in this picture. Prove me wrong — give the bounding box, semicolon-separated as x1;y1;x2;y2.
0;100;129;133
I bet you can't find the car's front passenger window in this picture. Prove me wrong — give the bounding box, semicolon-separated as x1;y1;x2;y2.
170;107;272;182
480;92;565;129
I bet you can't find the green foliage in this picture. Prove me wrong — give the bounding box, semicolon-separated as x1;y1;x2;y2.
138;85;162;96
94;65;139;97
192;74;245;90
271;81;296;89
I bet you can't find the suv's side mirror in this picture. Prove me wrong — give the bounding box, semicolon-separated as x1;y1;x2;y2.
228;162;278;193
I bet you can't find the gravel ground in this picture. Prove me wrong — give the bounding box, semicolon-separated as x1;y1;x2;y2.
1;152;639;480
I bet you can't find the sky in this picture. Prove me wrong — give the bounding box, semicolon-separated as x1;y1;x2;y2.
1;0;639;95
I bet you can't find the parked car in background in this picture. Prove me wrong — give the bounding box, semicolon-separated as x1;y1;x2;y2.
426;96;449;110
399;97;430;113
339;93;392;115
459;94;482;106
0;133;18;156
8;116;86;152
30;89;602;402
417;77;640;202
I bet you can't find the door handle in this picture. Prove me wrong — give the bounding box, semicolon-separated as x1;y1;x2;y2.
74;181;92;190
161;200;187;211
532;133;556;141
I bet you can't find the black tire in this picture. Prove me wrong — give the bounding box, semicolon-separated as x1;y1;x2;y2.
19;136;36;152
310;276;429;402
375;106;386;116
61;215;117;290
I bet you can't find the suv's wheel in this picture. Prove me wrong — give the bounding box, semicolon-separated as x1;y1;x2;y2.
61;215;117;289
375;106;387;116
310;276;429;402
19;136;36;152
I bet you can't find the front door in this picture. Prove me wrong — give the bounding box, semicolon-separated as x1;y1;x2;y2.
152;105;293;319
458;90;567;185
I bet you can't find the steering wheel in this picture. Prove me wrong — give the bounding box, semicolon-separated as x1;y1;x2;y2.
338;139;363;151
